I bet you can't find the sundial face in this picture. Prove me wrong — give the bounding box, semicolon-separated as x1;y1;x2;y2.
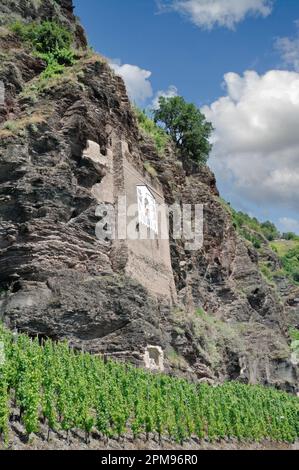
137;186;158;234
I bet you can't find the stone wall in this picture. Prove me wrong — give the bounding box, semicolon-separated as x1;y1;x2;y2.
123;155;177;302
83;135;177;303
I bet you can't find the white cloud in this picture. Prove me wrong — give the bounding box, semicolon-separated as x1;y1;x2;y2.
278;217;299;234
109;60;178;109
275;21;299;72
160;0;273;29
109;60;153;104
151;85;178;109
202;70;299;212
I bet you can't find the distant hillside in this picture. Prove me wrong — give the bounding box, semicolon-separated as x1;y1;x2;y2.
220;203;299;365
222;203;299;287
270;239;299;285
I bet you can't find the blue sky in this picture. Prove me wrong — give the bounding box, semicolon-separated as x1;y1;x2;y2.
73;0;299;233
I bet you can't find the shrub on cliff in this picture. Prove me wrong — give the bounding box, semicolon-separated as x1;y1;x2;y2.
153;96;213;165
281;246;299;284
134;107;170;154
10;20;75;78
10;20;73;53
260;220;280;241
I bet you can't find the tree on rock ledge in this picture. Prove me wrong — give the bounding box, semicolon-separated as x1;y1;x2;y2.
153;96;213;165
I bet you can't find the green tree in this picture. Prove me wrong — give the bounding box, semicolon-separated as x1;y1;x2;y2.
282;232;299;241
153;96;213;165
260;221;279;241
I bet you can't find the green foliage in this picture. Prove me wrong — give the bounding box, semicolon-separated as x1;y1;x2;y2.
289;329;299;361
223;204;299;284
260;221;280;242
232;212;262;248
191;310;245;370
10;20;75;79
265;239;299;286
2;120;18;132
219;204;299;288
195;308;206;318
289;328;299;343
38;47;75;71
232;210;279;243
134;107;170;154
39;58;65;80
270;239;299;257
153;96;213;164
269;239;299;284
280;246;299;284
0;360;9;445
282;232;299;241
0;325;298;445
221;201;280;248
10;20;72;53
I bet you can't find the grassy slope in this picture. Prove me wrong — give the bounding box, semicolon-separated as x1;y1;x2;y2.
134;107;170;155
271;240;299;257
220;200;299;286
270;240;299;285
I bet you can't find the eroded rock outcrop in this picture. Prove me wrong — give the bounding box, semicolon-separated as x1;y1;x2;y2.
0;0;297;392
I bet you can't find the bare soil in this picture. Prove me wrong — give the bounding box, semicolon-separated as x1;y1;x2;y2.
1;419;298;451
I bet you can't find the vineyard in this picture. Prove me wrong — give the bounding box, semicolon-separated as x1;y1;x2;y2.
0;324;298;446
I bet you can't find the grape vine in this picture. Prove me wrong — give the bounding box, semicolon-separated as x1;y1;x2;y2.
0;325;298;446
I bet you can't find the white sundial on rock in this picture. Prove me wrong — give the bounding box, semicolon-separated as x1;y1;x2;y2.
137;185;158;234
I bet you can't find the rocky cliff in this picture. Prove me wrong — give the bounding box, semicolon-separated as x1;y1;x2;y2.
0;0;298;393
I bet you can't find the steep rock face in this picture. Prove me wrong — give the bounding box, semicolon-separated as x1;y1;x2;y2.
0;0;87;48
0;0;297;392
143;145;297;390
